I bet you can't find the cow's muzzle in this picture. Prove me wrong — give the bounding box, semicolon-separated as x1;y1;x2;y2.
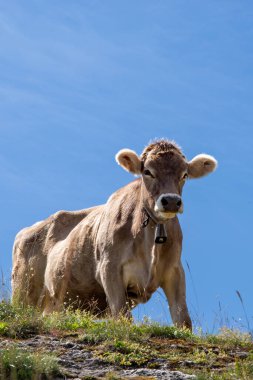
154;193;183;217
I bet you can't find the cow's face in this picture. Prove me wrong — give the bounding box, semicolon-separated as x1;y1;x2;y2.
116;140;217;222
141;149;188;221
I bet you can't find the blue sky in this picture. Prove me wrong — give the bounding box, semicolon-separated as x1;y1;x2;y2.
0;1;252;332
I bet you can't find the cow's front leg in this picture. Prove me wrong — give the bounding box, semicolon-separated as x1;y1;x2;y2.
99;259;129;318
161;263;192;330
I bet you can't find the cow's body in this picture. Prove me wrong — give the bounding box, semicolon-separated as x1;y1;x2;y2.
12;140;217;329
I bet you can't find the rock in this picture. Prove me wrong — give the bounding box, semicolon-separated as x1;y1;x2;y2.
121;369;196;379
62;341;76;348
234;351;248;359
0;335;196;379
179;360;195;368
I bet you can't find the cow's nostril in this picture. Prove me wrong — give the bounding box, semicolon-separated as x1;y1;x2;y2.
161;197;168;206
177;200;182;207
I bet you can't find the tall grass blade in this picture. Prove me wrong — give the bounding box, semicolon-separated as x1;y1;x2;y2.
236;290;252;336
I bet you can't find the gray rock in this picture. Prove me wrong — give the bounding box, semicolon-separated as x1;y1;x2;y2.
179;360;195;367
0;335;196;379
234;351;249;359
121;368;196;379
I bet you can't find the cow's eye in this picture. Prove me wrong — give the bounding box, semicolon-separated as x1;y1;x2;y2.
182;172;188;180
143;169;154;178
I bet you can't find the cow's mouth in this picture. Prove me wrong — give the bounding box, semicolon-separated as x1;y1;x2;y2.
154;205;183;221
155;210;178;220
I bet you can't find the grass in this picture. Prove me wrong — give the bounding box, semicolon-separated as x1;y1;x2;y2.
0;300;252;379
0;346;59;380
0;302;45;338
0;300;193;341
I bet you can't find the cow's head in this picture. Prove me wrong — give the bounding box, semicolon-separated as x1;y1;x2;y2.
116;139;217;222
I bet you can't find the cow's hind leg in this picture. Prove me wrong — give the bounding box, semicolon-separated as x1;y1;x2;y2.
40;287;64;315
43;266;68;315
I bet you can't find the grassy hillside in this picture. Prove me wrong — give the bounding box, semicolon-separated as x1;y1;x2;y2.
0;301;252;379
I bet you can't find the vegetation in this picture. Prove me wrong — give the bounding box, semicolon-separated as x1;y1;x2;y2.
0;347;59;380
0;300;252;379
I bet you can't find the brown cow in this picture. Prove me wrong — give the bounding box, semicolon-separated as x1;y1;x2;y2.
12;139;217;329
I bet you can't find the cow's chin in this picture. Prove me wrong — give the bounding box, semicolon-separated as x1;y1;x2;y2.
155;211;177;221
154;204;184;222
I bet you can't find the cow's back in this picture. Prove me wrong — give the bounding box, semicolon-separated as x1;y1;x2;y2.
11;207;98;306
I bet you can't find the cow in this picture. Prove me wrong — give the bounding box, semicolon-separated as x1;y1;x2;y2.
12;139;217;329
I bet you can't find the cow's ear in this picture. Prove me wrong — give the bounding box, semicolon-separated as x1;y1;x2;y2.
115;149;142;175
188;154;217;179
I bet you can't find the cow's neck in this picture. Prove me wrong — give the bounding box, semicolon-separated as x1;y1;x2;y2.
142;206;168;245
128;179;167;244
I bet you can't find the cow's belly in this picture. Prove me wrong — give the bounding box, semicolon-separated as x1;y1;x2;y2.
64;287;107;312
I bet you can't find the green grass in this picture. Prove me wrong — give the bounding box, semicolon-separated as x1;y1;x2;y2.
0;346;59;380
0;300;252;379
0;300;194;341
0;302;45;338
